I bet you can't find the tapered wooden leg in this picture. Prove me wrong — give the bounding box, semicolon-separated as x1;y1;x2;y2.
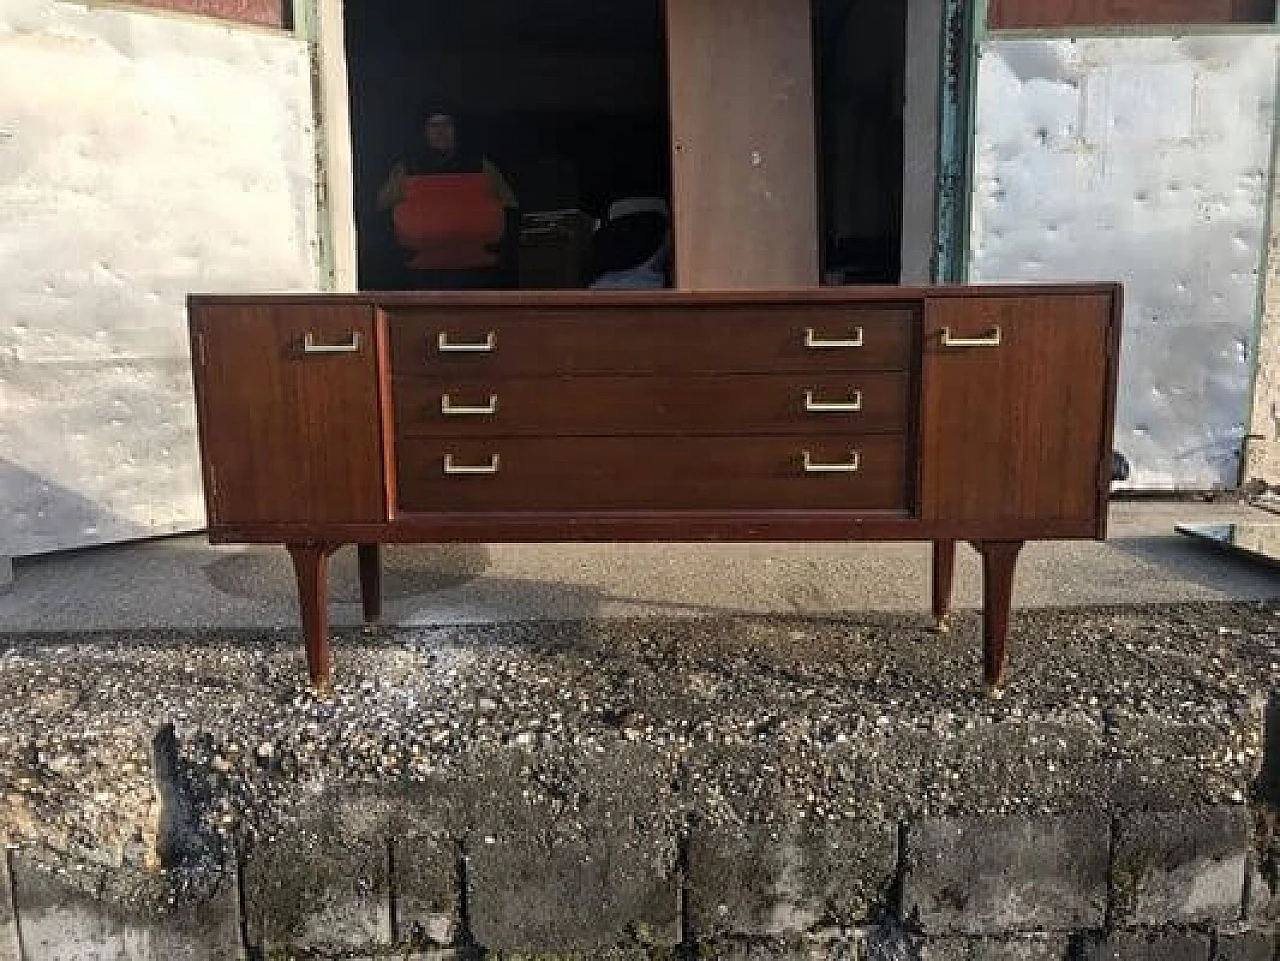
358;543;382;624
973;540;1023;694
287;543;337;693
932;539;956;633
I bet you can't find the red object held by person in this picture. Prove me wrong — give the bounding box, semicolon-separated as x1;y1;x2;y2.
393;173;505;270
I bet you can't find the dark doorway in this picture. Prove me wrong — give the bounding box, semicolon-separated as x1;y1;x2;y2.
343;0;672;291
815;0;906;284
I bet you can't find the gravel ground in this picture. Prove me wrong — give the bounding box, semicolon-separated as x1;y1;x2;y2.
0;600;1277;901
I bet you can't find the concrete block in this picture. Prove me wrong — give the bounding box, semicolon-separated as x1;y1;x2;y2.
863;924;926;960
394;832;461;946
1216;929;1276;961
466;815;678;951
464;742;680;952
0;854;20;961
1113;807;1249;925
349;952;478;961
482;953;655;961
1244;860;1272;919
244;819;391;955
707;939;863;961
10;854;241;961
1077;929;1211;961
919;935;1070;960
903;813;1108;935
348;952;477;961
686;821;898;937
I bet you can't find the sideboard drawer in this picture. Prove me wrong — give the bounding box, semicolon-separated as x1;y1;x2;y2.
396;435;908;512
386;304;917;376
393;372;910;437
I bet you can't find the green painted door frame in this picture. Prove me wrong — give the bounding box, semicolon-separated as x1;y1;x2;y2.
935;0;985;283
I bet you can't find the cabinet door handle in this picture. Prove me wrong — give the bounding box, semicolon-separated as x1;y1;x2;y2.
302;332;361;354
803;450;861;473
443;453;500;475
940;326;1001;348
441;394;499;416
804;327;864;349
437;331;496;352
804;389;863;413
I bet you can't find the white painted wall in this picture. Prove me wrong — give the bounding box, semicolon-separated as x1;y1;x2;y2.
969;36;1278;490
0;0;318;557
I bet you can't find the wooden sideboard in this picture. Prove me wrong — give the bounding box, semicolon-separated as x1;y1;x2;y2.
187;286;1122;693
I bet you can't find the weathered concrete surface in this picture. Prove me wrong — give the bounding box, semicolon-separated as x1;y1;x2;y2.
394;831;461;946
903;814;1109;935
686;822;898;936
9;853;240;961
1113;807;1250;925
0;599;1275;954
242;794;392;955
706;940;863;961
0;854;18;961
1217;928;1276;961
1078;929;1212;961
465;744;679;951
1;602;1275;880
918;935;1071;960
2;502;1277;631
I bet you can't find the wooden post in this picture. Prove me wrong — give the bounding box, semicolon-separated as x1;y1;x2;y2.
666;0;819;289
932;539;956;632
287;543;339;693
973;540;1023;693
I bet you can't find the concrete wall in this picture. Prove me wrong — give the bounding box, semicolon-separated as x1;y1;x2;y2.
0;0;318;558
2;799;1273;959
969;36;1278;491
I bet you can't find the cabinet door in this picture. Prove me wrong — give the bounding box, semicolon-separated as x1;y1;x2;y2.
919;291;1120;535
190;303;386;527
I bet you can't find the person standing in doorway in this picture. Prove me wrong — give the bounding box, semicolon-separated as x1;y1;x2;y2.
377;111;519;289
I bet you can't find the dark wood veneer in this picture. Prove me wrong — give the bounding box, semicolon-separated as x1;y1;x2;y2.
188;285;1122;692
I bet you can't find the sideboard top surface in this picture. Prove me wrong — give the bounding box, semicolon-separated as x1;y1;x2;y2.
188;283;1123;310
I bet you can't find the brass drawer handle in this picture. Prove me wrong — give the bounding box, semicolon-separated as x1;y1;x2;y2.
302;332;361;354
941;326;1001;348
437;331;496;353
443;454;500;475
441;394;499;416
804;389;863;413
803;450;861;473
804;327;864;349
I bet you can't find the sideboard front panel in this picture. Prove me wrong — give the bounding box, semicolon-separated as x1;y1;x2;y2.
191;303;386;527
919;292;1119;533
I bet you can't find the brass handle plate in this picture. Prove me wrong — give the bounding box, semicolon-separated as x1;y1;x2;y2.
804;389;863;413
804;327;864;349
302;332;361;354
438;331;497;353
443;454;500;475
441;394;499;416
803;450;861;473
940;326;1001;348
